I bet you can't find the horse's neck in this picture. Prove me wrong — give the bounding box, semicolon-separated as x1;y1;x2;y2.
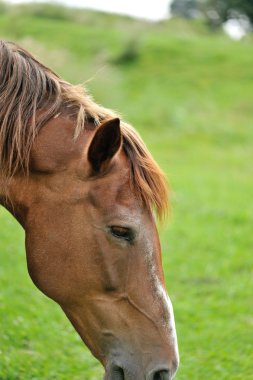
0;188;4;206
0;173;6;206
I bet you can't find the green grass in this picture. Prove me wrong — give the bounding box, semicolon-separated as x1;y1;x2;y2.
0;4;253;379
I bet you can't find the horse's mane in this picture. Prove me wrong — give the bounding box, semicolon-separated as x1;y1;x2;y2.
0;40;168;220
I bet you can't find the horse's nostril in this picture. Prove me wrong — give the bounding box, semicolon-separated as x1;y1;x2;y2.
111;365;125;380
153;369;171;380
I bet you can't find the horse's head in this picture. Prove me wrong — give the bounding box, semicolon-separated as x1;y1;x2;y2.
0;40;179;380
7;115;179;379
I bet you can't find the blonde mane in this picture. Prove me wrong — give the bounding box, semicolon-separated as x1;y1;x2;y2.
0;40;168;220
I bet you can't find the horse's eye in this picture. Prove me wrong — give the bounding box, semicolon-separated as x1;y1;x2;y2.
109;226;134;242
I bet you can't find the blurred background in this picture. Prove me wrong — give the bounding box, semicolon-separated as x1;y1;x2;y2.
0;1;252;379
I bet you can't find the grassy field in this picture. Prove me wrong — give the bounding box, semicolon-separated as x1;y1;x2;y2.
0;3;253;379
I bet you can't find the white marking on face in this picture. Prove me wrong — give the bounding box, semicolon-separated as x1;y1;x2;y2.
145;237;179;364
156;282;179;358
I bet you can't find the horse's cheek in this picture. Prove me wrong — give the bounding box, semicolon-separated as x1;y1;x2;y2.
25;235;67;304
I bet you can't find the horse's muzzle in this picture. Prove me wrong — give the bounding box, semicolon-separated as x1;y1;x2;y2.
104;362;177;380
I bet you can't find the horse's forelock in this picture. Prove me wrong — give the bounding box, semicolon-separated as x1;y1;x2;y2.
121;123;168;222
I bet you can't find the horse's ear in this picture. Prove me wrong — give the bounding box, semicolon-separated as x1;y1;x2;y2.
88;118;122;174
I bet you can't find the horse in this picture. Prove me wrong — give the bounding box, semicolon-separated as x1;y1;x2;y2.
0;40;179;380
